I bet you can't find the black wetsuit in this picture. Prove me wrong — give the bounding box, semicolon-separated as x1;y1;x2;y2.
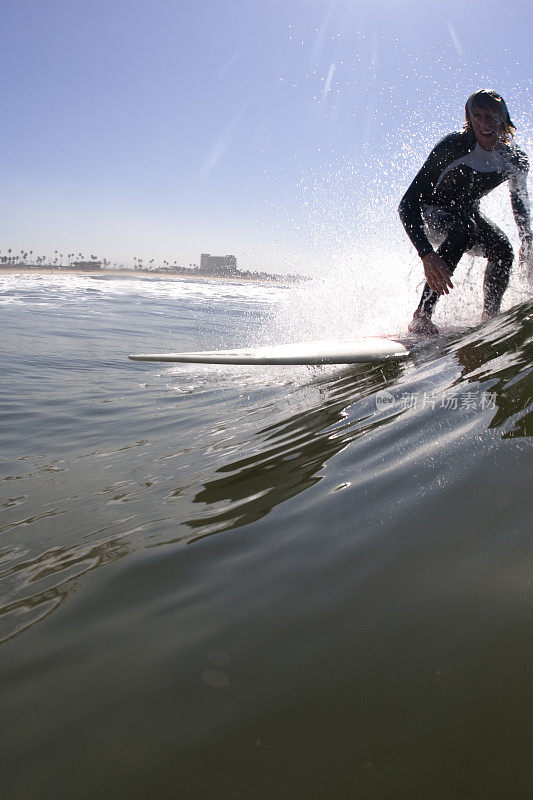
399;128;531;315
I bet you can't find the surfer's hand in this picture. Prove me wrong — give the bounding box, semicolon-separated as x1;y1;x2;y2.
422;252;453;295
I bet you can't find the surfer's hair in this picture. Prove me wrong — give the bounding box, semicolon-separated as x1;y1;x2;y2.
464;90;516;141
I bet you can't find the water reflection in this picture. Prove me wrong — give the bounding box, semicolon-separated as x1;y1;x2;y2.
185;359;407;539
451;300;533;438
0;536;132;642
1;302;530;643
185;301;533;541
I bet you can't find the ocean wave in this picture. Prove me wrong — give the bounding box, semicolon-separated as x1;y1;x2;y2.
1;301;530;642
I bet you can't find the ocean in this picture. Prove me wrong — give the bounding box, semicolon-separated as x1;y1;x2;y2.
1;270;532;799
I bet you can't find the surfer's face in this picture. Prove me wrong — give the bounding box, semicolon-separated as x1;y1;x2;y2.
470;107;504;151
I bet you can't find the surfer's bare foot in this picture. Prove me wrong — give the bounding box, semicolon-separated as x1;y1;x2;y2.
481;308;499;322
408;312;440;336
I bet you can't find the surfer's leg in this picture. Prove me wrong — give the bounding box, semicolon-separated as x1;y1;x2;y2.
471;214;514;318
414;214;476;319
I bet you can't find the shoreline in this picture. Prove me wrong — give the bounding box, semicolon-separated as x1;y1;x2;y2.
0;266;293;286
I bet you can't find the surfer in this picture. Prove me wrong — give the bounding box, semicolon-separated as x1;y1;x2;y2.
399;89;532;334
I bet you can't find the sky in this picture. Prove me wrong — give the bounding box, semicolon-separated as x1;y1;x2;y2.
1;0;532;272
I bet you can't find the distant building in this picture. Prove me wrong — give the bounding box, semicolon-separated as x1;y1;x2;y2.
200;253;237;275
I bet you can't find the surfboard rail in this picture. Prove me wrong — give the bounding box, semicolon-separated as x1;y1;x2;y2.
128;337;410;365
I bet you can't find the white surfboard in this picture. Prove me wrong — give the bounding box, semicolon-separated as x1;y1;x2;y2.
128;337;410;365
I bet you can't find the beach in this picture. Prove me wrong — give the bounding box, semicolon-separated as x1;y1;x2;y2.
0;266;294;285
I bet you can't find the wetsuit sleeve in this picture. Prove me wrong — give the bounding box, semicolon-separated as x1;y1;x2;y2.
509;154;531;241
398;139;451;259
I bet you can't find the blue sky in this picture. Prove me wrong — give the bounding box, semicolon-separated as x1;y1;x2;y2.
2;0;532;271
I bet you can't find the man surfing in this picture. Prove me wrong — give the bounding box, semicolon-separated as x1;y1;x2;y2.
399;89;532;335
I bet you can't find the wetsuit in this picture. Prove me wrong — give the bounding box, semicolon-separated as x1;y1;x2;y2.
399;128;531;316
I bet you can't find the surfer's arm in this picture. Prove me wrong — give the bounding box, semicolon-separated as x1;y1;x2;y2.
398;138;453;259
509;161;532;266
398;137;456;293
